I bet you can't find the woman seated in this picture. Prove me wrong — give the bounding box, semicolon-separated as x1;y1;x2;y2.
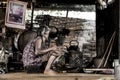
22;25;58;75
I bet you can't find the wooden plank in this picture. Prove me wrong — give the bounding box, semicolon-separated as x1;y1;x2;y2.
85;68;114;71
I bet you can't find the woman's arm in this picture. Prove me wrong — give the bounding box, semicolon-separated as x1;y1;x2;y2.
34;38;56;55
38;46;56;54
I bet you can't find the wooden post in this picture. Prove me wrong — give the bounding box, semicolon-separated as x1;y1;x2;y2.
114;0;119;79
118;0;120;64
0;24;5;37
30;0;36;29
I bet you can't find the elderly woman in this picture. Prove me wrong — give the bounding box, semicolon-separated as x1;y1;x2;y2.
22;25;57;75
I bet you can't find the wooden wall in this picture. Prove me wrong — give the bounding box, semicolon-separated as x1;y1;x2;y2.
96;0;119;66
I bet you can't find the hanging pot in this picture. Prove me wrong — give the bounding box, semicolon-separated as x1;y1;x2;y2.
67;40;79;51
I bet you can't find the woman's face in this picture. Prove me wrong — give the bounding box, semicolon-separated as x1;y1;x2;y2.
42;27;51;40
41;28;45;36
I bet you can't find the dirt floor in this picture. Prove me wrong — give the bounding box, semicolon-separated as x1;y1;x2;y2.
0;72;114;80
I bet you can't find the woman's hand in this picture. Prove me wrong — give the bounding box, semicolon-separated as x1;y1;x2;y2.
51;46;57;51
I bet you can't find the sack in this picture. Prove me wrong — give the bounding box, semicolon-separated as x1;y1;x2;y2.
0;48;8;74
67;40;82;69
52;50;83;72
0;48;7;63
68;50;83;70
51;54;66;72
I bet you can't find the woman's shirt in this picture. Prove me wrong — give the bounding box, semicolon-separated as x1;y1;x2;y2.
22;37;49;67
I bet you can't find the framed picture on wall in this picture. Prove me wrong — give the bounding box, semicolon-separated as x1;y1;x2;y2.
5;0;27;29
